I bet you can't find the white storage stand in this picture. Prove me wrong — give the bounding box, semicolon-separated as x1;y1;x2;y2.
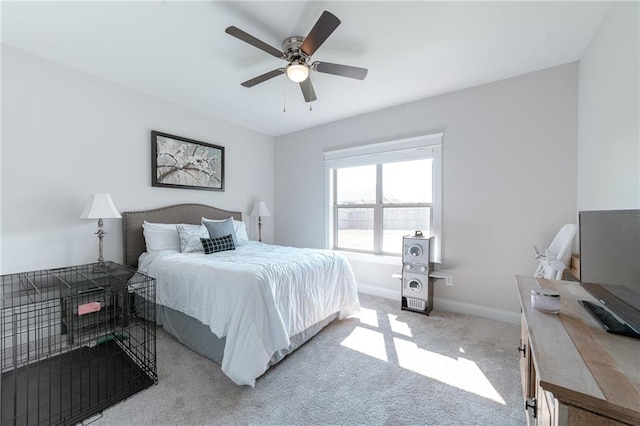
401;233;434;315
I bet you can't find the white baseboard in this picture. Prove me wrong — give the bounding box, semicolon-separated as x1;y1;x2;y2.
357;282;520;325
432;297;520;325
357;282;399;301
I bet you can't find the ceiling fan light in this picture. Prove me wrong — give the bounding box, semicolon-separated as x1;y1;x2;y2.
286;63;309;83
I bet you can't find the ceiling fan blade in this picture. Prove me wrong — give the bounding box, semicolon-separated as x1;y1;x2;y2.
300;11;341;57
241;69;284;88
225;26;284;58
299;78;317;103
315;62;368;80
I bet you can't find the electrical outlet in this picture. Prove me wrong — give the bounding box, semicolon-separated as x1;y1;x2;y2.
445;276;453;286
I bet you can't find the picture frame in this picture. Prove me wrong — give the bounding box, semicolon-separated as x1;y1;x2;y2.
151;131;224;191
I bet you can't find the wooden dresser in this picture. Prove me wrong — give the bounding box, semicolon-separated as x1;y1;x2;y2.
515;275;640;425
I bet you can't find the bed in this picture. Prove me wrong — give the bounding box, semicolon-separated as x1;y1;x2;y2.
122;203;359;386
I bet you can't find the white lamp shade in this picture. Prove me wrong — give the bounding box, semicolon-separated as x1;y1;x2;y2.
79;193;121;219
250;201;271;217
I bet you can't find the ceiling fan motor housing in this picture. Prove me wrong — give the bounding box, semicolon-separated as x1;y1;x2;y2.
282;36;309;64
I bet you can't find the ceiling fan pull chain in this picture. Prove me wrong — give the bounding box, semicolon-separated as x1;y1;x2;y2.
309;101;312;112
283;74;286;112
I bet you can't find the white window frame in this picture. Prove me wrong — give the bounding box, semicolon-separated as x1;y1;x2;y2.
324;133;443;263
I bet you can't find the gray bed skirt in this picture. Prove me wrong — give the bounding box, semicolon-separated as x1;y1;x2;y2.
156;304;339;371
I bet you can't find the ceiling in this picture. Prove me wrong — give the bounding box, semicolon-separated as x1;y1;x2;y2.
1;1;611;137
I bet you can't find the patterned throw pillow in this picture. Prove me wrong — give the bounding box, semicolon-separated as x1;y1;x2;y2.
201;234;236;254
176;224;209;253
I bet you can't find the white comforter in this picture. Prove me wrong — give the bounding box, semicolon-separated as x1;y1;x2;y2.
138;241;359;386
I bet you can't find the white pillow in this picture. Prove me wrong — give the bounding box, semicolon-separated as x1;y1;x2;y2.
142;221;181;252
234;221;249;241
176;224;209;253
202;217;249;241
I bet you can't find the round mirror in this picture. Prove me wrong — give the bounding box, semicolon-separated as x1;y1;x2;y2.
409;245;422;257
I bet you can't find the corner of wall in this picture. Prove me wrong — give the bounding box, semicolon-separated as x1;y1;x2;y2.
577;1;640;210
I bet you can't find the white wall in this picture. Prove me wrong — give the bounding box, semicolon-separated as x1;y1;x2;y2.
577;1;640;211
0;45;3;274
275;63;579;320
1;45;275;274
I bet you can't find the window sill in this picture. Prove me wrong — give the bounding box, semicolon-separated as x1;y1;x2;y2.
335;250;401;266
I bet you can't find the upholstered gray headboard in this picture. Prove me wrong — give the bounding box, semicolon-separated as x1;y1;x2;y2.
122;204;242;268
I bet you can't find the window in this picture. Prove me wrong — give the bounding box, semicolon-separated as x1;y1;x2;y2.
324;134;442;261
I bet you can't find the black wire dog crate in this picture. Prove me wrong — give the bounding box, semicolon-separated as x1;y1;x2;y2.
1;262;157;425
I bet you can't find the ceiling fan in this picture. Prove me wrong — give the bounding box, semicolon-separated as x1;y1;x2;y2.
225;10;368;103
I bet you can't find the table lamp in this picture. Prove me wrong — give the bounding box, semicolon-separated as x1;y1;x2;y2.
79;193;121;265
250;201;271;242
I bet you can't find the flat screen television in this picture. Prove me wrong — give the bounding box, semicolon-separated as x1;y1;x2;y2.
579;209;640;335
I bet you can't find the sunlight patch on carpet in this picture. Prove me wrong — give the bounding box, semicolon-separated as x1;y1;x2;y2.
387;314;412;337
393;338;506;404
340;326;388;362
350;307;379;328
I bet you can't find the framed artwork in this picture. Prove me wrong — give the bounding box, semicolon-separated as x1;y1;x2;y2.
151;131;224;191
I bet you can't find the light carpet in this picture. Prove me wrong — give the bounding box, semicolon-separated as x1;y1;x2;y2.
93;293;526;425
